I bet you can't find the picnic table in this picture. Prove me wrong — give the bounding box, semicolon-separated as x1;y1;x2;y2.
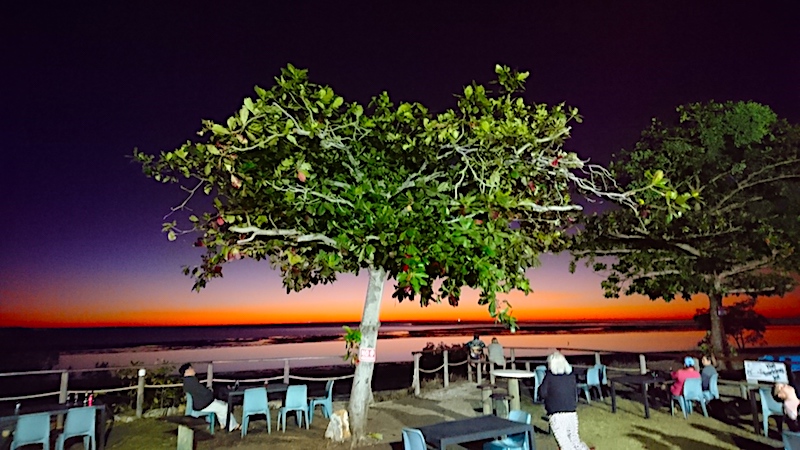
417;415;535;450
225;383;289;430
610;373;673;419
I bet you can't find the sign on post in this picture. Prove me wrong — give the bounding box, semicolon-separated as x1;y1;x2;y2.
745;360;789;384
359;347;376;363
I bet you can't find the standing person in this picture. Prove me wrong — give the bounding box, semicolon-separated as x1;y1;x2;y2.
774;382;800;432
670;356;701;397
180;363;239;432
539;351;592;450
700;354;718;392
487;337;506;369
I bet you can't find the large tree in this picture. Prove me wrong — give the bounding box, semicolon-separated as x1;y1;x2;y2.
136;65;673;443
572;101;800;358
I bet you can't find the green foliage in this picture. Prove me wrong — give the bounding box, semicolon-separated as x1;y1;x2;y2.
117;361;179;410
573;101;800;352
694;297;769;350
342;325;361;365
135;64;679;328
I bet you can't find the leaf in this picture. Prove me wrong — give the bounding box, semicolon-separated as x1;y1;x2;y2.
286;134;298;146
211;124;229;135
167;231;176;241
239;105;249;124
332;96;344;109
244;97;255;112
464;85;473;98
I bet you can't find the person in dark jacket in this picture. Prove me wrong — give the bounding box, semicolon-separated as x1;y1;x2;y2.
180;363;239;431
539;351;591;450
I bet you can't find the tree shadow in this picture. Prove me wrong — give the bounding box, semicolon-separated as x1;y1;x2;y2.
691;423;781;450
630;424;730;450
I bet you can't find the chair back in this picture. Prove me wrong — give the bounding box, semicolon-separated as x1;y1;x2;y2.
323;380;334;400
708;373;719;400
586;367;601;386
185;393;196;415
535;365;547;381
401;427;426;450
759;387;784;415
504;410;531;449
783;430;800;450
682;377;704;402
594;364;608;384
64;406;96;436
12;413;50;448
285;385;308;409
243;387;268;414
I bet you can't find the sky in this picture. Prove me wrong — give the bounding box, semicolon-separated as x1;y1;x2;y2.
2;2;799;328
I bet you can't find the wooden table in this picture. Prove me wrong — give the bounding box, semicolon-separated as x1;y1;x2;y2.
417;415;535;450
0;403;107;450
492;369;535;412
610;373;672;419
225;383;288;431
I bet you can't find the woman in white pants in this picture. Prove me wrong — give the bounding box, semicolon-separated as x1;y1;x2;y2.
539;351;592;450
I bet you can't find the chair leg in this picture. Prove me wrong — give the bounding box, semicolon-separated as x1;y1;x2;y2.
700;401;708;417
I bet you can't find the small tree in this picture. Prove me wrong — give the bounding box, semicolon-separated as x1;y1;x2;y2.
572;101;800;358
694;297;769;352
135;65;677;442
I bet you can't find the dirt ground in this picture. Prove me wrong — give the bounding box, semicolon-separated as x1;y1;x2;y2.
96;378;790;450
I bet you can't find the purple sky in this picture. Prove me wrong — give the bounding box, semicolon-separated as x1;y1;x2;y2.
2;2;799;327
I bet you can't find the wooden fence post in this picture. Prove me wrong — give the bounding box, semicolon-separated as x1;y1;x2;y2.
639;354;647;374
443;350;449;388
136;368;146;418
467;358;473;382
412;353;421;396
206;363;213;389
525;362;531;372
283;359;290;384
57;371;69;427
510;349;516;370
595;352;601;366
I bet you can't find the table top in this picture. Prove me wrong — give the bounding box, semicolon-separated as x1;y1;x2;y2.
417;415;533;449
493;369;535;378
226;383;289;397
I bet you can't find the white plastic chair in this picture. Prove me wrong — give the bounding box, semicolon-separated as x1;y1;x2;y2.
56;406;96;450
671;378;708;418
241;387;270;437
402;427;426;450
11;413;51;450
278;385;309;431
483;409;531;450
308;380;334;425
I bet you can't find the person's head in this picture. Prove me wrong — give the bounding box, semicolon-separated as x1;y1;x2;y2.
547;350;573;375
701;354;715;367
179;363;195;377
473;334;480;341
774;383;798;402
683;356;696;369
491;337;499;344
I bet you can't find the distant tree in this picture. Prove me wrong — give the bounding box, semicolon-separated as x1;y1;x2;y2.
135;65;678;443
694;297;769;352
572;101;800;358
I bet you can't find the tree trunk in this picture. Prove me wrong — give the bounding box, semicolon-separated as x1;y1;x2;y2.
348;266;386;446
707;292;729;366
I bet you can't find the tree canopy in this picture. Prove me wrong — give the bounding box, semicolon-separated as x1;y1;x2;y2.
572;101;800;356
135;64;678;441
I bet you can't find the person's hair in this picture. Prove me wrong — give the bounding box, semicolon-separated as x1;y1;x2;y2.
473;334;480;340
491;337;499;344
547;350;573;375
178;363;193;376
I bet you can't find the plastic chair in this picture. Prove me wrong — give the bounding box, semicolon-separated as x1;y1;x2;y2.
702;372;719;402
671;377;708;418
783;429;800;450
577;367;603;403
185;394;215;435
241;387;271;437
308;380;334;425
278;385;309;431
401;427;426;450
483;409;531;450
532;365;547;402
759;386;784;436
595;363;609;396
11;413;51;450
56;406;96;450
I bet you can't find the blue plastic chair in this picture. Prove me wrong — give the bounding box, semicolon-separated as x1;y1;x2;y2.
577;367;603;403
56;406;96;450
532;365;547;402
401;427;426;450
483;409;531;450
241;387;271;437
702;372;719;402
309;380;334;425
185;394;215;435
759;386;784;436
783;429;800;450
671;377;708;418
11;413;51;450
278;385;309;431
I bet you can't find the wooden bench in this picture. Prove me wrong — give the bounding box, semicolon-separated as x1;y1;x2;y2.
162;416;214;450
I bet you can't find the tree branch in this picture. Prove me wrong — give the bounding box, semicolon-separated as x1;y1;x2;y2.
229;226;338;247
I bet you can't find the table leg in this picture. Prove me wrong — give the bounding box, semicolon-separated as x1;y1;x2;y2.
226;398;233;434
610;382;617;413
508;379;521;412
481;386;493;415
749;390;760;435
642;383;651;419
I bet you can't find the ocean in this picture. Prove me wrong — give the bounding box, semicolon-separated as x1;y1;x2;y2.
5;322;798;373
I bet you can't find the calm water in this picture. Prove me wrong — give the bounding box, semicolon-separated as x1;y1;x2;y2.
51;324;800;372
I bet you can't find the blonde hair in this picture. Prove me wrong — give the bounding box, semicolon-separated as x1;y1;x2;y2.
547;350;573;375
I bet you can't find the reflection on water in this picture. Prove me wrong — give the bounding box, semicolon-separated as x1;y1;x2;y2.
55;325;800;372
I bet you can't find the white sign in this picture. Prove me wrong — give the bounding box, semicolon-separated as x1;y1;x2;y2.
745;360;789;384
359;347;376;363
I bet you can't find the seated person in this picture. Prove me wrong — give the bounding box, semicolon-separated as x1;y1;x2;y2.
700;354;718;394
180;362;239;432
487;337;506;369
465;334;486;367
670;356;701;397
774;382;800;432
